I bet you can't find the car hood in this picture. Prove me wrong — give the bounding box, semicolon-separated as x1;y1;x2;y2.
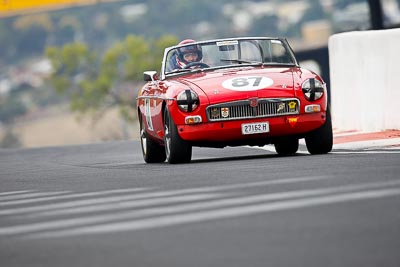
177;66;296;105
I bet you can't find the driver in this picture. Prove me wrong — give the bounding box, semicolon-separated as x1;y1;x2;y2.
167;39;203;71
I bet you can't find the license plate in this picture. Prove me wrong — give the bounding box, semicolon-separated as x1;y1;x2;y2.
241;122;269;135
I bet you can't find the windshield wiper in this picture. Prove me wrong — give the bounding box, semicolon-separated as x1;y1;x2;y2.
220;59;262;64
166;66;207;75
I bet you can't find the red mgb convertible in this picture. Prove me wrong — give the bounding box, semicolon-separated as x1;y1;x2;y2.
137;37;332;164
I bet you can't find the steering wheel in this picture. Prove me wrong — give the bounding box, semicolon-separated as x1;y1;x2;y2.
183;62;210;69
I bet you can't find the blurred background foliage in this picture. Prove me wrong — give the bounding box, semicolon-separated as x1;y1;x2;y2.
45;35;177;122
0;0;399;147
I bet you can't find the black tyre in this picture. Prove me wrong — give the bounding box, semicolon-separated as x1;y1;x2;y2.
305;108;333;154
139;115;166;163
164;109;192;164
274;137;299;156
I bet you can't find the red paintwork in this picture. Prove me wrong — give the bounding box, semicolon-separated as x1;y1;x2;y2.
137;65;327;146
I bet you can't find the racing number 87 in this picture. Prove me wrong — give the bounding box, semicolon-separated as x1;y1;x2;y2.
232;77;262;87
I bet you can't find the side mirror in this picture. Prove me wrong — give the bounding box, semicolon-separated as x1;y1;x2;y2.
144;71;158;82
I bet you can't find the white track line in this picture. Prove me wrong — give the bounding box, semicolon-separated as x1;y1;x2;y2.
0;188;148;207
2;179;400;237
0;190;34;197
0;191;71;202
32;187;400;239
34;193;225;217
0;176;328;215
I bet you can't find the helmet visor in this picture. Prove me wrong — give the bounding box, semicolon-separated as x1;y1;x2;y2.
183;52;199;62
179;44;201;54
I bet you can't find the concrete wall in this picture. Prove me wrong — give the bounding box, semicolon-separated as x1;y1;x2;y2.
329;28;400;132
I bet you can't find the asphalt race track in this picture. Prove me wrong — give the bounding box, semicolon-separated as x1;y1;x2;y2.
0;141;400;267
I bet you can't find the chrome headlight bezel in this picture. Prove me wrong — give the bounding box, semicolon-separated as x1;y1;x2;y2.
176;89;200;112
302;78;324;101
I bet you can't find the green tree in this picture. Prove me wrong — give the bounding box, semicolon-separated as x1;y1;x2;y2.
45;34;177;121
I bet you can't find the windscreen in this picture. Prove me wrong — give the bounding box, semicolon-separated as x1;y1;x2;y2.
164;38;296;75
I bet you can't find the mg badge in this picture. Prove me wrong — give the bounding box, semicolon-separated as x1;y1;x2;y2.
249;97;258;107
221;107;229;118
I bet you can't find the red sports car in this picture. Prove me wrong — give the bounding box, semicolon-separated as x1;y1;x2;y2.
137;37;332;164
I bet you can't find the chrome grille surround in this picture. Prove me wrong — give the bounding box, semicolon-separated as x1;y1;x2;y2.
206;98;300;122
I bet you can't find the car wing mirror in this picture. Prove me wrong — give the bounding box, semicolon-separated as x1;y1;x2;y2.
144;71;159;82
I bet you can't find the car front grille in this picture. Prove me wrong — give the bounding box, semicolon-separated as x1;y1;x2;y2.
206;98;300;122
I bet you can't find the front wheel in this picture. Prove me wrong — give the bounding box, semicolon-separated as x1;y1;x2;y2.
305;108;333;154
164;109;192;164
139;115;166;163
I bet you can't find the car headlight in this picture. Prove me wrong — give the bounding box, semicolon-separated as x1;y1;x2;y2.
176;89;199;112
302;78;324;101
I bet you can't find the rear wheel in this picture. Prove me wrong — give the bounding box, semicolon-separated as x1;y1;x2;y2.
164;109;192;164
305;108;333;154
139;115;166;163
274;137;299;156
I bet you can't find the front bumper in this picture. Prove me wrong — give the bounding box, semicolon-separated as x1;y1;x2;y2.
177;112;326;143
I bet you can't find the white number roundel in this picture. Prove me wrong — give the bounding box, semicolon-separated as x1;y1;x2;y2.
222;76;273;91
